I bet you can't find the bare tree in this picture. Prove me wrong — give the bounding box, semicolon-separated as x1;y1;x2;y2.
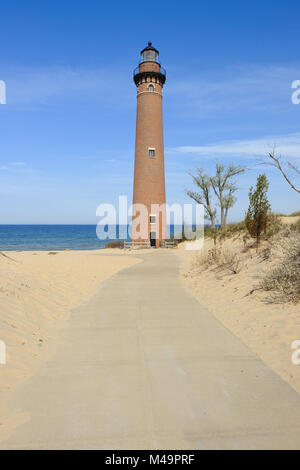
186;169;217;227
224;187;237;226
266;150;300;194
210;164;245;227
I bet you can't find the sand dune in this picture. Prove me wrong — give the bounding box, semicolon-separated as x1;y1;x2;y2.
280;216;300;225
179;234;300;395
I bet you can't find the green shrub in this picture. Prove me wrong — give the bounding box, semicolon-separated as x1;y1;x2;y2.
245;174;271;245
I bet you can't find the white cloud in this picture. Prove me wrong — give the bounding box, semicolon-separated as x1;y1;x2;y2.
169;132;300;160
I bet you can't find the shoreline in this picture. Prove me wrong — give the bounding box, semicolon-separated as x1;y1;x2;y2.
1;248;118;253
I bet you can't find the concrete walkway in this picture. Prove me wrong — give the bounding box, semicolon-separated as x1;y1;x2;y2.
2;250;300;449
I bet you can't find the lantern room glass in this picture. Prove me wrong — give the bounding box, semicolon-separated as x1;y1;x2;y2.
141;50;159;63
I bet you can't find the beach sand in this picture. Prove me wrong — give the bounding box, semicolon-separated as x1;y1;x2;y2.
178;231;300;396
1;236;300;443
0;249;141;436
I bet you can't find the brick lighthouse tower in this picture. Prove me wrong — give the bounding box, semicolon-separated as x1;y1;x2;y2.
132;42;166;247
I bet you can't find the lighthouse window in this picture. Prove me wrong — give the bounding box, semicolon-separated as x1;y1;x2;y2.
148;84;154;92
142;50;157;62
149;148;155;158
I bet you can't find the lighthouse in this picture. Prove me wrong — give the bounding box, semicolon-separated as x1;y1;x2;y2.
132;42;166;247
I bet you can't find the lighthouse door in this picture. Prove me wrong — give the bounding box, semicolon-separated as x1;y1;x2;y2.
150;232;156;247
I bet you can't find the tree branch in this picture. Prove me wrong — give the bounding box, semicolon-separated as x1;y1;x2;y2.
268;152;300;194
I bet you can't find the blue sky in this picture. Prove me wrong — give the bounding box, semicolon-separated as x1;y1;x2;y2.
0;0;300;224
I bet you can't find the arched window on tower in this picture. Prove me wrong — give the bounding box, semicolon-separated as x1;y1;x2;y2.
148;84;154;92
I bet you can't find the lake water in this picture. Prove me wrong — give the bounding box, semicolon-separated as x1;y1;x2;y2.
0;225;182;251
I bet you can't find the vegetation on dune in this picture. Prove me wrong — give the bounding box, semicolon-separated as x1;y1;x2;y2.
204;221;245;242
289;210;300;217
263;212;282;238
276;210;300;217
190;220;300;303
187;163;245;228
210;164;245;227
291;218;300;232
245;174;271;246
261;234;300;303
192;245;243;275
187;169;217;228
186;155;300;304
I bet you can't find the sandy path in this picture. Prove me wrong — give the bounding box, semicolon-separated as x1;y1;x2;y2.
1;250;300;449
0;250;141;438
